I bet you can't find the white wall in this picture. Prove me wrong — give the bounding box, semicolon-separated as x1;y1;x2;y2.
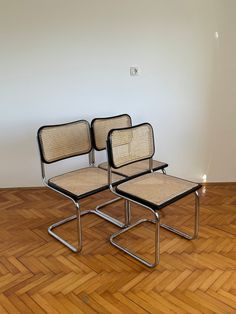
0;0;235;187
206;2;236;182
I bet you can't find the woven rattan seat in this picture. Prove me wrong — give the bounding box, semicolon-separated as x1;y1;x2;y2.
49;167;124;200
116;172;199;210
99;160;168;178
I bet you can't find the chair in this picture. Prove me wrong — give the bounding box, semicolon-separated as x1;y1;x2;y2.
91;114;168;226
37;119;125;252
106;123;201;267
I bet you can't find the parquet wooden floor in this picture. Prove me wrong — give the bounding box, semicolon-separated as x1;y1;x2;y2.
0;184;235;313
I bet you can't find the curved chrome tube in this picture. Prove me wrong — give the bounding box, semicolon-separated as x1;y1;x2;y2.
107;159;200;267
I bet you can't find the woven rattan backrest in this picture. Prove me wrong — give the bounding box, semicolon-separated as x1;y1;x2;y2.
91;114;132;151
107;123;155;168
38;120;92;163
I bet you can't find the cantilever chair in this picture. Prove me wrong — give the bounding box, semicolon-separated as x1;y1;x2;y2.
91;114;168;227
37;119;126;252
107;123;201;267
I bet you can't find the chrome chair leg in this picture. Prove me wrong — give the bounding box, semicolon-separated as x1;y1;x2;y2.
109;191;199;267
194;191;200;239
155;211;160;265
46;180;126;252
76;202;82;252
47;194;127;252
48;206;90;253
110;211;160;268
48;201;126;253
125;200;131;227
160;191;200;240
94;197;125;228
93;167;168;228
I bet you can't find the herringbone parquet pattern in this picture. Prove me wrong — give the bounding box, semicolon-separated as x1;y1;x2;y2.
0;184;235;313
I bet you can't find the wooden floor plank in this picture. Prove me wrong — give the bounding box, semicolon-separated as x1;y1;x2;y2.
0;184;235;312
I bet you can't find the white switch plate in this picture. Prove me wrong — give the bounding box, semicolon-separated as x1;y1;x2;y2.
130;67;138;76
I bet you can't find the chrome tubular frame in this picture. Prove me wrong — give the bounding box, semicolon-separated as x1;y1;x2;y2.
94;197;125;228
93;155;168;229
40;146;169;254
90;155;129;227
107;161;200;267
124;200;131;226
41;159;126;252
110;211;160;268
44;189;125;252
42;169;85;253
160;191;199;240
88;149;126;228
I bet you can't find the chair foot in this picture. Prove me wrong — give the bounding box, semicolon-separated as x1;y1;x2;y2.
94;197;125;228
92;209;125;228
160;190;199;240
110;218;160;268
160;223;194;240
48;202;126;253
48;209;90;253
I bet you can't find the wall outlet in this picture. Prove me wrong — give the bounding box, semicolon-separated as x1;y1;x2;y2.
130;67;138;76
